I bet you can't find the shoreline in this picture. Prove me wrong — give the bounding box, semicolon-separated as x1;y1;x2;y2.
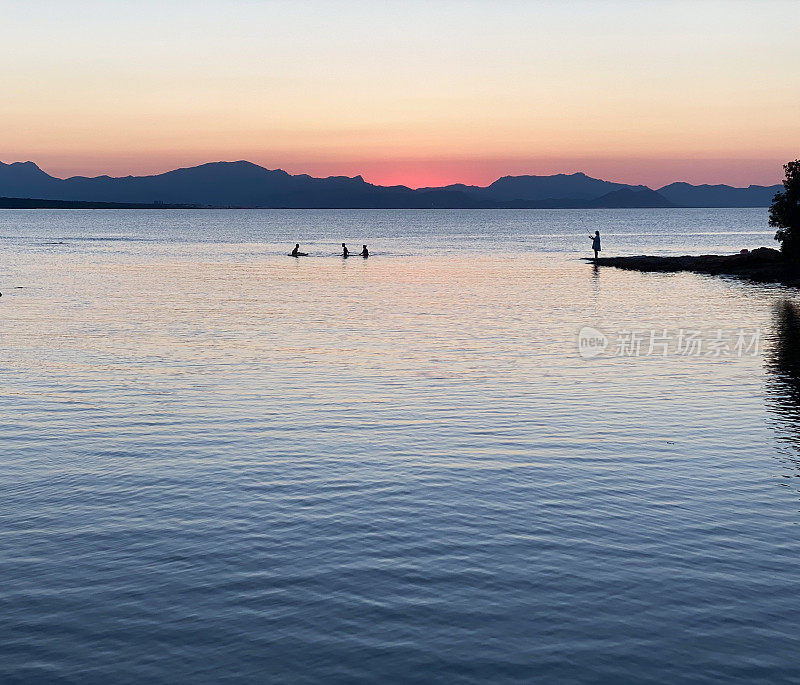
586;247;800;287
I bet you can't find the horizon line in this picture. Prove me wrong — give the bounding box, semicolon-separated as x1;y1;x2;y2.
0;157;788;191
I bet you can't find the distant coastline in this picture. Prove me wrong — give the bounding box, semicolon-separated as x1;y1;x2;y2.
0;197;776;211
0;160;781;210
0;197;197;210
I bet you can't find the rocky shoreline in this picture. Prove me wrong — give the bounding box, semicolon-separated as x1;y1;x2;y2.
586;247;800;287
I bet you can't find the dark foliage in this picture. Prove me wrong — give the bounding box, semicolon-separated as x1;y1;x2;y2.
771;160;800;258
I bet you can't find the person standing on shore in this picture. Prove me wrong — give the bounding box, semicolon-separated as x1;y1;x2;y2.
592;231;601;259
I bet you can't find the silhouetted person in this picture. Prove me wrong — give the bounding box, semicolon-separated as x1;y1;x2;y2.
290;244;308;257
360;245;369;257
592;231;601;259
342;243;349;257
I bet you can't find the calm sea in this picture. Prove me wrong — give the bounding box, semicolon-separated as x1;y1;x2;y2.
1;208;798;683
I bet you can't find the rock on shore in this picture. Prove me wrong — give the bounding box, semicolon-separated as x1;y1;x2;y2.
586;247;800;286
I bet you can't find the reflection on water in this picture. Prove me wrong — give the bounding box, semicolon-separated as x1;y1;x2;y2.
765;300;800;473
589;260;600;293
0;209;799;683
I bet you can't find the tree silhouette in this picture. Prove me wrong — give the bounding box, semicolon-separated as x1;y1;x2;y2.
771;160;800;258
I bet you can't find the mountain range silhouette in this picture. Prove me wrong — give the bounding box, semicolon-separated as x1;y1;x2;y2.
0;160;782;209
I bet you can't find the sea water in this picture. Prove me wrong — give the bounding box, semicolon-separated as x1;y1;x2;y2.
1;209;798;683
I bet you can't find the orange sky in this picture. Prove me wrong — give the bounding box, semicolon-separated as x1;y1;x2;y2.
2;1;798;188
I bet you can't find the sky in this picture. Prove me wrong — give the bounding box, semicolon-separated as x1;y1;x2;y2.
1;0;798;188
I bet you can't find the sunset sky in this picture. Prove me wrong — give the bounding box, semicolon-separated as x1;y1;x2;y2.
2;0;798;188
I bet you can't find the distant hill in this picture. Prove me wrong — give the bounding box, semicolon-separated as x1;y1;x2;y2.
657;182;781;207
586;188;674;208
0;160;372;206
0;160;782;208
491;188;673;209
423;172;651;202
0;160;488;208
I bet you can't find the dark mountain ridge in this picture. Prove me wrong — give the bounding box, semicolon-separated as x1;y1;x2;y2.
656;181;781;208
421;172;652;202
0;160;782;208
